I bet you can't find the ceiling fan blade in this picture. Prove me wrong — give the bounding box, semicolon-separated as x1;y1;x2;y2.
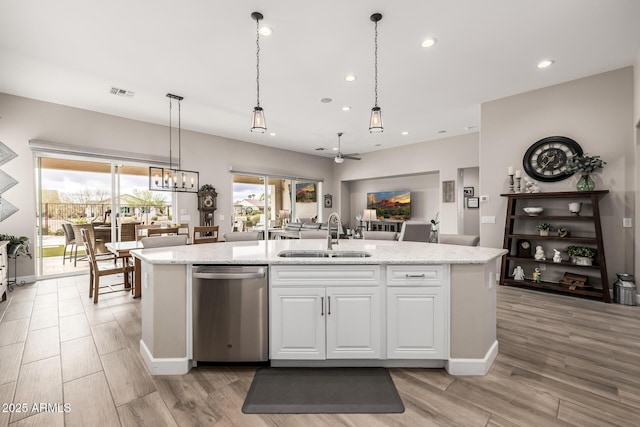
342;154;361;160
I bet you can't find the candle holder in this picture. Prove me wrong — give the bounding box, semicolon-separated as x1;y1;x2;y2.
508;174;515;193
515;177;521;193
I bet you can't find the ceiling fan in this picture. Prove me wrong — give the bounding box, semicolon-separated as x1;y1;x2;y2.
331;132;361;164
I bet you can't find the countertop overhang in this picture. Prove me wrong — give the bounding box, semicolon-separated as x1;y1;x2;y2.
131;239;507;265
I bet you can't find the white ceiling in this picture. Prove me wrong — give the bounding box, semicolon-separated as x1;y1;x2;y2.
1;1;639;157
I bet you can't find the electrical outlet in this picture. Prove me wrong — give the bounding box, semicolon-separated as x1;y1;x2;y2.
480;195;490;203
539;264;546;271
219;214;225;221
481;216;496;224
623;217;632;228
180;215;191;221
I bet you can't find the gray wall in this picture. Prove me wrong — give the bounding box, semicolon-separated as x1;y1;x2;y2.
0;93;334;278
480;67;635;285
462;167;480;237
345;172;439;229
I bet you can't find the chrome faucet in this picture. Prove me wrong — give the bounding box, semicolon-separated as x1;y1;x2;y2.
327;212;341;250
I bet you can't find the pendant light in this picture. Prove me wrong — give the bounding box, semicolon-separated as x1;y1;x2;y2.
369;13;383;133
149;94;199;193
250;11;267;133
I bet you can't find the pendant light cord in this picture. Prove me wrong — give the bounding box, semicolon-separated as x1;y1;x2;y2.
374;19;379;108
178;99;181;170
255;17;261;107
168;98;173;170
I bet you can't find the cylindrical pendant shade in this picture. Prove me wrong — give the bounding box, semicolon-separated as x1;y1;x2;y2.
369;107;383;133
251;106;267;133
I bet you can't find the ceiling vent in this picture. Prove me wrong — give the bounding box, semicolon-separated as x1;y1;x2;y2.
109;87;135;97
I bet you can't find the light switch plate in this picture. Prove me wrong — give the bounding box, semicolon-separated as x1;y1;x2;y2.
481;216;496;224
219;214;225;221
480;195;490;202
623;217;632;228
180;215;191;221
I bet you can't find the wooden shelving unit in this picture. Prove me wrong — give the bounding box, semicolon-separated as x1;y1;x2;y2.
499;190;610;302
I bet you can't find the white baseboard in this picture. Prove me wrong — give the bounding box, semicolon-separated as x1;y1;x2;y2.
14;275;36;285
140;340;190;375
445;340;499;376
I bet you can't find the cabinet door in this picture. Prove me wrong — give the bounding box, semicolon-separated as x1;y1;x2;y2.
326;287;380;359
387;287;445;359
270;287;325;360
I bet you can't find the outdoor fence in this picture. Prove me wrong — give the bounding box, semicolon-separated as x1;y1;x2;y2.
39;203;173;235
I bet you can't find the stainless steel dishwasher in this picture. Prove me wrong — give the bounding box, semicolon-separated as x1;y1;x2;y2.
192;265;268;362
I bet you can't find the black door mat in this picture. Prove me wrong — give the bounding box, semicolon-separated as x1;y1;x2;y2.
242;367;405;414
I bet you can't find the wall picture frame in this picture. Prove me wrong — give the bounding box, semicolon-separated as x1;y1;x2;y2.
323;194;332;208
467;196;479;209
463;186;474;197
442;180;455;203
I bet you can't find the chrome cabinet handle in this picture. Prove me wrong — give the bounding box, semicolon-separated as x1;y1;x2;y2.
320;296;324;316
406;273;426;278
328;296;331;315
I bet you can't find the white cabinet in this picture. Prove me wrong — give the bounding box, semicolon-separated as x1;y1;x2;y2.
387;287;445;358
270;265;381;360
270;287;325;359
386;265;447;359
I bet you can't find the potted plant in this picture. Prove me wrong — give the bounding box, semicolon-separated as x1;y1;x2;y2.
565;154;606;191
565;245;597;266
0;234;32;258
535;222;554;236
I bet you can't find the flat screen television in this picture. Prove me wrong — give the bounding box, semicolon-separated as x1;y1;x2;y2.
366;190;411;220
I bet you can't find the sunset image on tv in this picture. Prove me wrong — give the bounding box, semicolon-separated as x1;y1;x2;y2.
367;190;411;220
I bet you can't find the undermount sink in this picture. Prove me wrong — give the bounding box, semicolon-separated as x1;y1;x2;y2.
277;250;372;258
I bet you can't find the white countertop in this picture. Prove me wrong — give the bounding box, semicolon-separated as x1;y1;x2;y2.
131;239;507;265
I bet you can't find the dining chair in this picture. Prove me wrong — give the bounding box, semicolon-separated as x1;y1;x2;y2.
398;221;432;243
363;230;398;240
147;226;179;237
71;224;96;266
193;226;219;244
140;235;188;248
299;230;327;239
438;234;480;246
176;223;190;236
61;223;77;265
135;224;162;241
80;228;134;304
223;231;261;242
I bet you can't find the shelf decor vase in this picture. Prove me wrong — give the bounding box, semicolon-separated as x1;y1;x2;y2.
539;230;549;236
576;173;595;191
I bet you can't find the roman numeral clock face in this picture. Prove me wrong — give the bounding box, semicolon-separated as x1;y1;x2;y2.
523;136;583;182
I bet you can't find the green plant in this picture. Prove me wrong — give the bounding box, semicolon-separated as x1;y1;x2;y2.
535;222;554;231
0;234;32;258
565;245;597;258
565;154;606;175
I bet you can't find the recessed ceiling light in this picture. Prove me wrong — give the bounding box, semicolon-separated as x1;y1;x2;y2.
437;130;447;134
421;38;437;48
401;131;409;135
537;59;554;69
342;106;351;111
259;27;272;36
320;97;332;103
374;144;381;147
332;147;338;151
345;75;357;82
464;126;477;131
315;147;325;151
269;132;276;136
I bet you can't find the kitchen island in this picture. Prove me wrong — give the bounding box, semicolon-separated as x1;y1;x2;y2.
132;239;506;376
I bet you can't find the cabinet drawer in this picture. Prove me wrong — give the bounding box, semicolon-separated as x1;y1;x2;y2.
271;265;381;287
387;265;444;286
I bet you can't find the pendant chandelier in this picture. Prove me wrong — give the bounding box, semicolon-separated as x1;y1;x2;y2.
149;93;199;193
369;13;384;133
250;11;267;133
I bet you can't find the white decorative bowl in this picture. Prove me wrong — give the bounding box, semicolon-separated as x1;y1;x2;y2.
523;207;544;216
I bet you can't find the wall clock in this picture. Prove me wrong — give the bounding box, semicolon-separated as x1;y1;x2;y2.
522;136;583;182
516;239;532;258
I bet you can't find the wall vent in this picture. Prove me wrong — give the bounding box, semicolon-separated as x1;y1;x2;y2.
110;87;135;97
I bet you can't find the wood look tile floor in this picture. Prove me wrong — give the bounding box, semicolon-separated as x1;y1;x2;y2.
1;276;639;426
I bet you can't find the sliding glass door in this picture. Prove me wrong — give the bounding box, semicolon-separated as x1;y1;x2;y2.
232;173;321;239
34;156;171;278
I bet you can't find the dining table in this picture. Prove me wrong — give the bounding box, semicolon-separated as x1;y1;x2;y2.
105;240;144;298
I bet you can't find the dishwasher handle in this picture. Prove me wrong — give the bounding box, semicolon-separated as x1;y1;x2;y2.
193;269;266;280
